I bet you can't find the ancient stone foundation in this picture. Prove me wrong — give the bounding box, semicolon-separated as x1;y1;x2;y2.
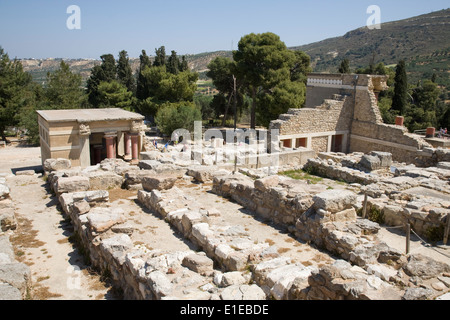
35;156;450;300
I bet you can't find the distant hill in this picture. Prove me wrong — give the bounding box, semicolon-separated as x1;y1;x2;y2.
20;9;449;89
291;8;450;88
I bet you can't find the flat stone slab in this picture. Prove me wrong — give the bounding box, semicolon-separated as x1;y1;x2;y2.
86;208;125;233
55;176;90;194
142;175;177;192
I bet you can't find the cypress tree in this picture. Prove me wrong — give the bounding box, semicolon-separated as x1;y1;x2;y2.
392;60;408;115
338;59;350;74
153;46;166;67
117;50;135;93
136;50;152;100
167;50;180;75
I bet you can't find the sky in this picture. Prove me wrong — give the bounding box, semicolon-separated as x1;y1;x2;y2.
0;0;448;59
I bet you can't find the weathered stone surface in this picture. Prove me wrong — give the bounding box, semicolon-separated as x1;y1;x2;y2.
0;263;30;298
312;190;357;213
403;254;450;280
142;175;177;191
86;208;125;233
182;254;214;275
220;284;266;300
100;234;133;265
55;176;90;194
254;175;280;192
0;184;10;200
220;271;247;287
43;158;71;172
84;171;123;190
72;200;91;215
402;287;435;300
0;208;16;231
147;271;173;299
0;283;22;300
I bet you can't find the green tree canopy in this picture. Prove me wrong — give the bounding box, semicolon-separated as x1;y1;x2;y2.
86;54;118;107
155;102;201;136
97;80;134;110
233;32;310;128
45;60;87;109
0;47;35;141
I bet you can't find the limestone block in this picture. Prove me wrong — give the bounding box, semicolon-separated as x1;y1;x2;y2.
186;167;215;183
0;283;22;300
55;176;90;194
72;200;91;215
403;254;450;280
191;223;214;246
100;233;133;266
358;155;381;172
147;271;173;299
312;190;357;213
86;208;125;233
43;158;71;172
402;287;435;300
220;284;266;300
124;170;153;187
269;264;316;300
220;271;248;287
331;208;357;222
182;254;214;275
0;263;31;298
254;175;280;192
366;264;397;281
181;211;204;235
142;175;177;191
383;205;406;226
0;184;10;200
215;244;235;261
0;208;16;231
84;171;123;190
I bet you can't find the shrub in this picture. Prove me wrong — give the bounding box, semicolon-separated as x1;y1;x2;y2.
155;102;202;136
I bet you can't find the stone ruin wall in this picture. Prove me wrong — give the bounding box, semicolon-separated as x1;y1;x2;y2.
270;73;434;165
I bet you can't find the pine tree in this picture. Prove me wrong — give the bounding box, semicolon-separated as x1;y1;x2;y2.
45;60;87;109
117;50;135;94
391;60;408;115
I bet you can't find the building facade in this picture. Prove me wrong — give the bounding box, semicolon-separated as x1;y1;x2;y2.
37;108;146;168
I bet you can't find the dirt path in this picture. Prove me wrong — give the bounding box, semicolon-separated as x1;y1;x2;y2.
7;173;116;300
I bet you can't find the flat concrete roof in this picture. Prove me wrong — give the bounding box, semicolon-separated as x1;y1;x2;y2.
37;108;145;123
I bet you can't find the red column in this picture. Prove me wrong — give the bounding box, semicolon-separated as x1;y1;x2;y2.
105;135;117;159
426;127;435;138
124;133;132;160
130;133;139;162
395;116;404;127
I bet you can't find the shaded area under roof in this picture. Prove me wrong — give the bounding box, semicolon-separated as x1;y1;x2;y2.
36;108;145;123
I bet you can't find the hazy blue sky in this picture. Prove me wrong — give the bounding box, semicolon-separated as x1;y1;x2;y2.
0;0;448;59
